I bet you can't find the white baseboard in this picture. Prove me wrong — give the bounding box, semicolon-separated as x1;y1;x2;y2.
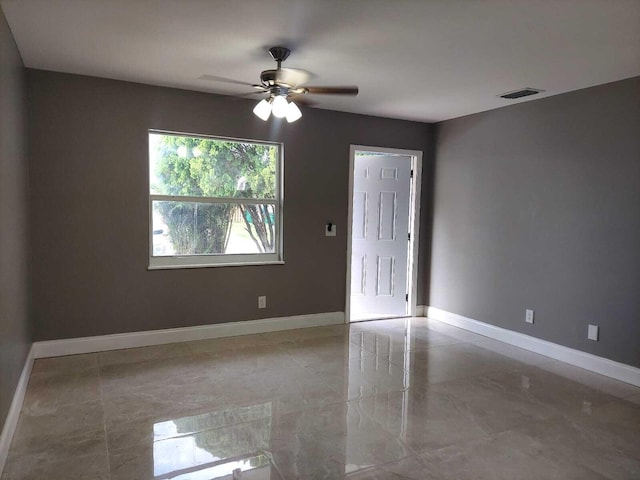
33;311;345;358
415;305;427;317
0;345;34;477
425;307;640;387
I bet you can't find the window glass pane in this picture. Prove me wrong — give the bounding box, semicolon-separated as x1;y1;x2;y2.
152;201;277;256
149;133;277;199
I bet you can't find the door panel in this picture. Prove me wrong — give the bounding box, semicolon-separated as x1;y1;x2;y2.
378;191;397;241
350;154;411;321
376;256;395;296
352;191;367;240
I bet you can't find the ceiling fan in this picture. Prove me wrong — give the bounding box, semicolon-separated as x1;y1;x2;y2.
205;46;359;122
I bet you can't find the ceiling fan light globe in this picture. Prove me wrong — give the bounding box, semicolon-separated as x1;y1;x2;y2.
253;98;272;121
286;101;302;123
271;95;289;118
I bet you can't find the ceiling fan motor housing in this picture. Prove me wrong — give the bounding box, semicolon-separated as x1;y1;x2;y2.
260;70;280;87
259;70;301;90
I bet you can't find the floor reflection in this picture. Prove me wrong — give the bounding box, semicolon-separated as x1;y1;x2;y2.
346;319;413;475
148;319;426;479
152;404;275;479
135;318;640;478
9;317;639;480
159;454;271;480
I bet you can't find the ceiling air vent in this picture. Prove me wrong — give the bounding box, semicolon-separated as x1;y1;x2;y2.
499;88;544;100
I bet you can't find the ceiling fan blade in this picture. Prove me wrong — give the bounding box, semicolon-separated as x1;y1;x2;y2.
198;74;256;87
235;91;268;97
274;68;313;87
304;86;359;95
289;94;318;107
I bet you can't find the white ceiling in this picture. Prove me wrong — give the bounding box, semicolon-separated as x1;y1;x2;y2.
2;0;639;122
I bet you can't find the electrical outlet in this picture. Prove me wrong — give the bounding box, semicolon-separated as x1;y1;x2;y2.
525;309;534;324
258;296;267;309
588;324;599;341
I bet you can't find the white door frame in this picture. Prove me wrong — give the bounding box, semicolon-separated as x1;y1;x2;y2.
346;145;423;323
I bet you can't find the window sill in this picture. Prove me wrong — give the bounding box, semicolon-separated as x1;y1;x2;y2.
148;260;285;270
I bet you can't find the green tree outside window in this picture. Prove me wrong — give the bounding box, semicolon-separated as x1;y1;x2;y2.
151;134;278;255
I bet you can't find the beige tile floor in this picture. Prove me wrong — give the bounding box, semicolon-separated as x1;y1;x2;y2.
2;317;639;479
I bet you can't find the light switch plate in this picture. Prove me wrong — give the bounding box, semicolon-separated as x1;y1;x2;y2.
325;224;336;236
588;324;599;341
258;296;266;309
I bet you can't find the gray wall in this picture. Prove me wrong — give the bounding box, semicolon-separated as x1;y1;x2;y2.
430;77;640;367
27;70;430;341
0;10;31;431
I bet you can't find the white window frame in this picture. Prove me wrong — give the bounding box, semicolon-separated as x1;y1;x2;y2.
148;130;284;270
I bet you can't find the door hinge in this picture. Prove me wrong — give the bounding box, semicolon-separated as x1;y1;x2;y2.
408;232;411;241
405;293;409;302
410;169;414;178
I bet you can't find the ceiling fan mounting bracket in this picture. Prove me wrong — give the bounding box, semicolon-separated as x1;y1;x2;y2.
268;46;291;66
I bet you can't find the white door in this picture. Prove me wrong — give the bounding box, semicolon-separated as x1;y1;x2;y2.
350;154;412;321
